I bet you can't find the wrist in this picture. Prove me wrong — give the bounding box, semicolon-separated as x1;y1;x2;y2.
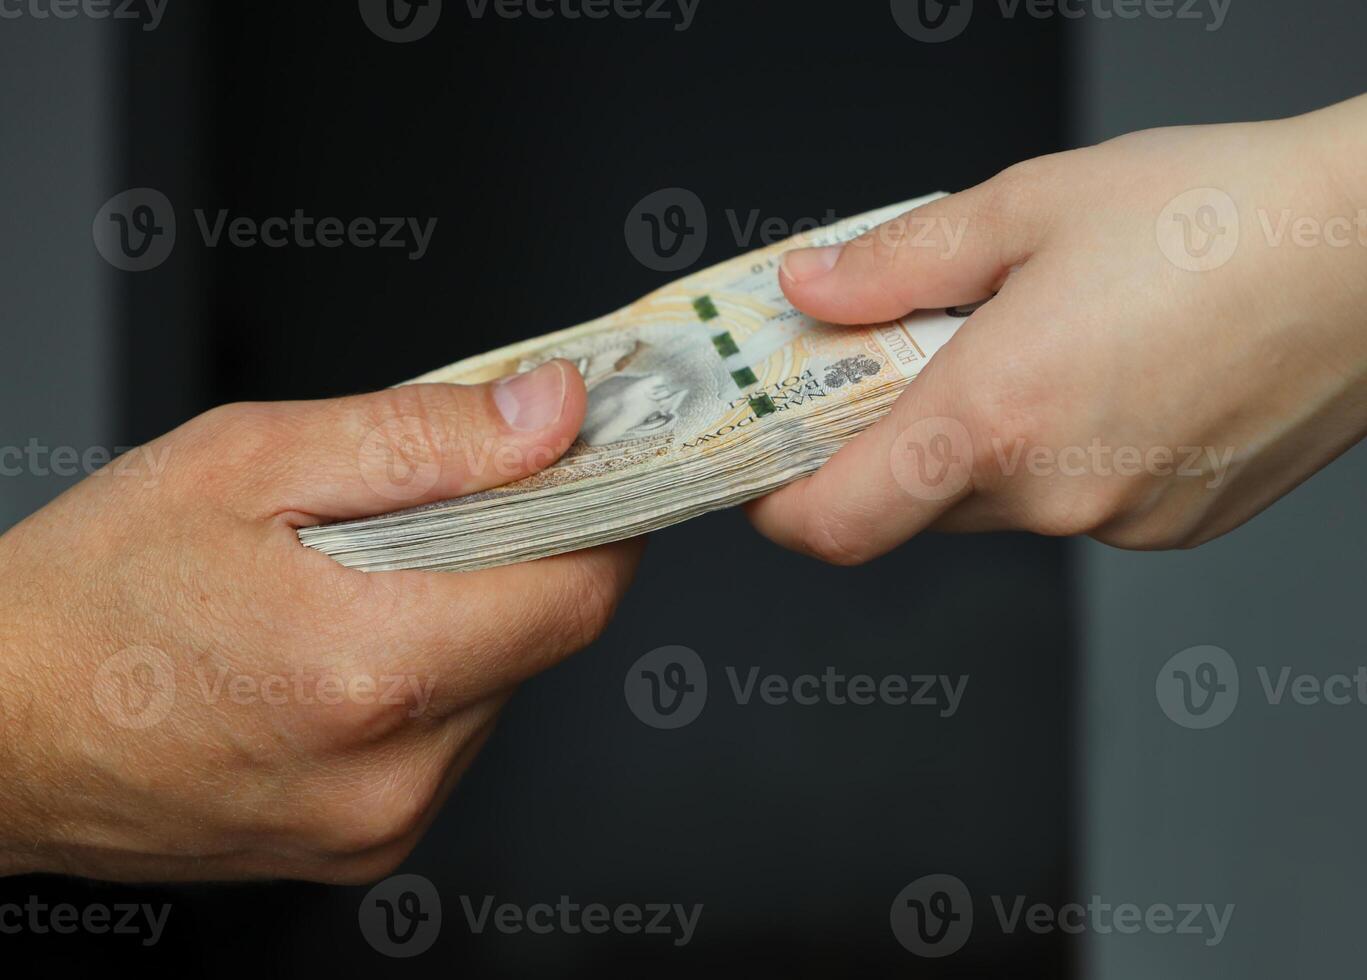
0;727;49;878
0;847;43;878
0;602;54;877
1297;93;1367;230
1257;99;1367;447
0;724;49;877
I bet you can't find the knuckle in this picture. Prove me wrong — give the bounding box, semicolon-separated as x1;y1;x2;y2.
968;400;1039;494
316;770;435;856
975;156;1059;246
192;401;250;437
1093;508;1208;552
979;166;1031;227
177;402;286;504
869;215;911;270
856;212;926;294
307;683;414;749
1024;489;1119;539
191;402;281;461
989;155;1057;207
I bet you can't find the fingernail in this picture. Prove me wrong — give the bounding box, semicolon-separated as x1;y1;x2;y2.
494;361;567;432
781;244;843;284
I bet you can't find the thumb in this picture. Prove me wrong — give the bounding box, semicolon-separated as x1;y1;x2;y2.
778;171;1049;324
744;340;980;566
258;359;586;523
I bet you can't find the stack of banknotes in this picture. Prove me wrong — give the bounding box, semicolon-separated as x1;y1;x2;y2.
300;194;968;573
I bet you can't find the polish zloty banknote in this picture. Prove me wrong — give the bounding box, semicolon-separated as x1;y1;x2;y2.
300;194;973;572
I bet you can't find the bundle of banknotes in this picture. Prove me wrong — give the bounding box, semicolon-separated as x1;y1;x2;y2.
300;194;967;573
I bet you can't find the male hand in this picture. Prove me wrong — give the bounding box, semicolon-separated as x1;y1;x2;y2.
0;360;641;882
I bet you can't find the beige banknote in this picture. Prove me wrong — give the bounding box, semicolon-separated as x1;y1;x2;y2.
301;194;972;571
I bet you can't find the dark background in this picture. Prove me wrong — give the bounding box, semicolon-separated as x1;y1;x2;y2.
6;1;1076;975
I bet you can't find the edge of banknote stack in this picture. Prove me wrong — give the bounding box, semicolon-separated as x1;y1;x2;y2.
300;193;967;573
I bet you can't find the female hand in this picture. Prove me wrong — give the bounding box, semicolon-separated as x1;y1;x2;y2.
750;94;1367;563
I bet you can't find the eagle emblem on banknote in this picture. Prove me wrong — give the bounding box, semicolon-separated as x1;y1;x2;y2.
823;355;883;389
